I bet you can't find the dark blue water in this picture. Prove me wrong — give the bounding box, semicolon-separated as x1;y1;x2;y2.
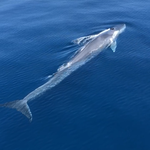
0;0;150;149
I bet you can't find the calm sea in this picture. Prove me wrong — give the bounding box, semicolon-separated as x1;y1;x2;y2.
0;0;150;150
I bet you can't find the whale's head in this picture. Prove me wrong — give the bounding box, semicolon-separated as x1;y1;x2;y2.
101;24;126;52
110;24;126;34
107;24;126;43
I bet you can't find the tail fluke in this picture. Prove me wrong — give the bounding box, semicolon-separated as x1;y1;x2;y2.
0;100;32;121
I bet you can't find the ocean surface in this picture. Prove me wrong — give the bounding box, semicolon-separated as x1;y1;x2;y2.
0;0;150;150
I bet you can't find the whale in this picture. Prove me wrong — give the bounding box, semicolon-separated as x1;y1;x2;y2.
0;24;126;121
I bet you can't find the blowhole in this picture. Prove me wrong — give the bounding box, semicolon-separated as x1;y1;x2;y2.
110;27;115;30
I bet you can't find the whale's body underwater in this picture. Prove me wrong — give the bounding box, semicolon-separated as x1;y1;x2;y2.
0;24;126;121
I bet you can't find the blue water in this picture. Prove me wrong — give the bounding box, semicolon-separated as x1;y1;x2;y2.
0;0;150;149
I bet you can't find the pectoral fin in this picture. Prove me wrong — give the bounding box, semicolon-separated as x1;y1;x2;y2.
110;41;117;52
